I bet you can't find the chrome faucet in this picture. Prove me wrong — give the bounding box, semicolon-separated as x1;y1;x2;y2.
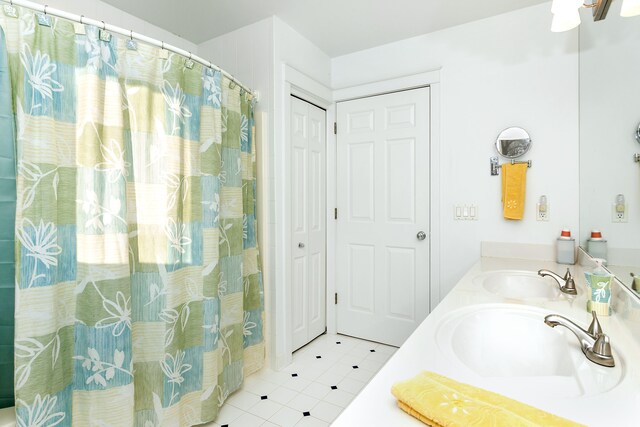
544;311;615;367
538;268;577;295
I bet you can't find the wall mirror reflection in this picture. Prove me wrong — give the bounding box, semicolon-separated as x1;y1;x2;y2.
579;10;640;297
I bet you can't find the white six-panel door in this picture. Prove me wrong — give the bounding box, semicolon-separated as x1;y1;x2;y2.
291;96;327;351
336;87;430;347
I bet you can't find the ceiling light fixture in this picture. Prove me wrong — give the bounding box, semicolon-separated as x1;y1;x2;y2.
551;0;639;32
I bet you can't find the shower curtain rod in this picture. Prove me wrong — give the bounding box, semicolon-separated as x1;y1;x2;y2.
1;0;257;98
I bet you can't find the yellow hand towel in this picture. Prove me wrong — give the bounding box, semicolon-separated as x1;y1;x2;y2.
391;371;584;427
501;163;527;220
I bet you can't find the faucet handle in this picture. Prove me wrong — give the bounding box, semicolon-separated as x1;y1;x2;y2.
588;310;603;337
592;334;613;359
563;268;577;294
563;268;573;281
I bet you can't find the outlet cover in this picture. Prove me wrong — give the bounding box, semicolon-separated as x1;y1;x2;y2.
612;203;628;223
536;203;549;221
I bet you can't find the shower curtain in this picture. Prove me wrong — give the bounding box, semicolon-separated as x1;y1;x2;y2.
1;7;263;426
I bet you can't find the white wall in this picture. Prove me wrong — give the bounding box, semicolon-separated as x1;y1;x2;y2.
332;3;580;298
31;0;197;52
579;8;640;264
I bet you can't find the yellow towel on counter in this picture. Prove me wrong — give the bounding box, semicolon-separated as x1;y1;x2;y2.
391;371;585;427
501;162;527;220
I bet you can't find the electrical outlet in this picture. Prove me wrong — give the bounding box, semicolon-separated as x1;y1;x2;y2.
612;203;628;223
536;203;549;221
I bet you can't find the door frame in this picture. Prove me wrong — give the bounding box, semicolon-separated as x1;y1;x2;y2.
276;65;441;368
332;70;442;333
277;65;335;369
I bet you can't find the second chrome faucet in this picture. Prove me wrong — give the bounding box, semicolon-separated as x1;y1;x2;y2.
544;311;615;368
538;268;577;295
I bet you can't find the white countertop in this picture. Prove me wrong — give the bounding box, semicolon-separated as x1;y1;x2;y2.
332;257;640;427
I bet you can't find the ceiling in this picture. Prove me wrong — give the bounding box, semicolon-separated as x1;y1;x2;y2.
102;0;549;57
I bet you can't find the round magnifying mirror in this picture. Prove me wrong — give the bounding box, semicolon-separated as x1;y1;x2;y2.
495;127;532;159
635;122;640;144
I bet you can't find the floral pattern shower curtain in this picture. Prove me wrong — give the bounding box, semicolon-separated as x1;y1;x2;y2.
1;7;263;426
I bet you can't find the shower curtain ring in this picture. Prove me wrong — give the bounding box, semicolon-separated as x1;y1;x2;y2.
43;5;48;15
101;20;106;30
79;15;84;24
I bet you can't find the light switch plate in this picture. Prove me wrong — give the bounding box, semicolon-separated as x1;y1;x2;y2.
454;204;478;220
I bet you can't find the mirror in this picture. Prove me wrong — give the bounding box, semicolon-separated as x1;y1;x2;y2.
495;127;532;159
579;11;640;296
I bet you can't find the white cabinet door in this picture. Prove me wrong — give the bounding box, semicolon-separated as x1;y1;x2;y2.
336;87;430;347
291;96;326;351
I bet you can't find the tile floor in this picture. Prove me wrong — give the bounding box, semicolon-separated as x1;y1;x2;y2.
204;333;397;427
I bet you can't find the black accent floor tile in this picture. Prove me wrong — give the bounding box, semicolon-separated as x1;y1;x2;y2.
352;365;359;369
291;373;298;377
370;349;376;352
221;425;228;427
316;355;322;359
336;341;341;344
303;411;311;417
261;395;268;400
331;385;338;390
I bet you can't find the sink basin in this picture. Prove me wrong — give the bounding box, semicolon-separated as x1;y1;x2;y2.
435;304;624;398
474;270;560;299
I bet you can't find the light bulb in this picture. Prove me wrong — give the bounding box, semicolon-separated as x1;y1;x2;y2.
551;8;581;32
621;0;640;17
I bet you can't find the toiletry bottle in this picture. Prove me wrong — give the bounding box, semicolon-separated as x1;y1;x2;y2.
584;258;612;316
587;230;608;262
556;229;576;265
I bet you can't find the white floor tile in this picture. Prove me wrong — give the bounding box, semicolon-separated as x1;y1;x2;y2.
347;367;376;383
326;362;355;378
216;404;245;425
211;334;392;427
232;412;265;427
268;406;304;427
282;376;312;392
247;399;283;420
243;378;280;396
301;382;331;400
311;400;343;423
322;389;355;408
294;416;329;427
286;393;320;412
365;351;393;363
313;371;345;387
267;386;298;405
226;390;261;411
337;377;366;395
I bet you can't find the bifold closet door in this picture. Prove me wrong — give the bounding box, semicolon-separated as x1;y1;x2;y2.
336;87;431;347
291;96;326;351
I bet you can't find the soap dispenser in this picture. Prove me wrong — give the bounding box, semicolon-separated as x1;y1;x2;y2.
584;258;613;316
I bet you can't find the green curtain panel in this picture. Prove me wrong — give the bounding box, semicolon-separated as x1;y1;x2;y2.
1;7;263;426
0;26;17;410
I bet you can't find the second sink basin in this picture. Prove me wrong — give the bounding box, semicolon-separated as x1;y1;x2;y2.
474;270;560;299
435;304;624;398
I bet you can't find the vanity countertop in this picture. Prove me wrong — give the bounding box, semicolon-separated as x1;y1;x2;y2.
332;257;640;427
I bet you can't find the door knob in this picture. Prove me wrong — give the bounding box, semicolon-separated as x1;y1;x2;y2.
417;231;426;241
298;242;305;248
